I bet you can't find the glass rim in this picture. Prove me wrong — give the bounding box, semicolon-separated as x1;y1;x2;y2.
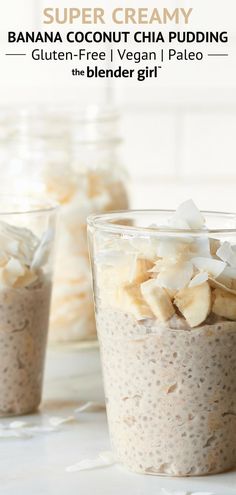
0;194;59;216
87;209;236;236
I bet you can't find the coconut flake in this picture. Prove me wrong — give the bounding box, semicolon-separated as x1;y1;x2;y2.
0;221;39;265
155;235;210;262
74;401;105;414
221;266;236;280
130;236;158;259
0;417;73;440
217;241;236;268
190;237;211;258
155;260;193;291
161;490;188;495
170;199;205;230
31;228;54;269
161;491;214;495
192;257;226;279
156;238;191;259
167;218;190;230
9;420;28;429
66;451;115;473
0;429;32;439
189;272;208;288
48;416;76;427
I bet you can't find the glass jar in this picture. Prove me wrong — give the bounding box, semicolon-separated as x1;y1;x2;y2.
88;208;236;476
0;195;57;416
0;105;129;343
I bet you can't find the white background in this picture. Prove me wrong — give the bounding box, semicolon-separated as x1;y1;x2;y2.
0;0;236;212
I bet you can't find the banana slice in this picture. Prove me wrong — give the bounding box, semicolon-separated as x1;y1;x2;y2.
174;282;211;327
209;277;236;296
132;258;153;283
14;268;38;288
118;283;154;320
141;279;175;322
2;258;26;287
165;287;177;299
212;288;236;320
97;256;152;292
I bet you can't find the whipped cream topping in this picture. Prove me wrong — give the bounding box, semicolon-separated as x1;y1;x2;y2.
0;221;53;288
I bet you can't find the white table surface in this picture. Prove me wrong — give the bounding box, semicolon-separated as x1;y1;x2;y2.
0;344;235;495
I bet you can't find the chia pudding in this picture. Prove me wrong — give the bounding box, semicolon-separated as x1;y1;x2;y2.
88;201;236;476
0;217;55;416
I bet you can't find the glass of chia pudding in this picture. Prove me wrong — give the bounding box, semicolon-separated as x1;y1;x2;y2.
88;200;236;476
0;196;57;416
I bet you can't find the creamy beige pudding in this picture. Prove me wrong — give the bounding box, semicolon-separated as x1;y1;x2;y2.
90;201;236;476
0;221;53;416
97;311;236;475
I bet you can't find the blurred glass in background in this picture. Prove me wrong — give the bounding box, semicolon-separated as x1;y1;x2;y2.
0;105;129;343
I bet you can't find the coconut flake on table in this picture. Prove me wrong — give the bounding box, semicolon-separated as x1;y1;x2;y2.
66;451;115;473
74;401;106;414
0;415;77;440
48;416;76;427
192;257;226;279
161;490;214;495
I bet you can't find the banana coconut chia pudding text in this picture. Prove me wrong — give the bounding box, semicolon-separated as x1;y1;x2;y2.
89;201;236;476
